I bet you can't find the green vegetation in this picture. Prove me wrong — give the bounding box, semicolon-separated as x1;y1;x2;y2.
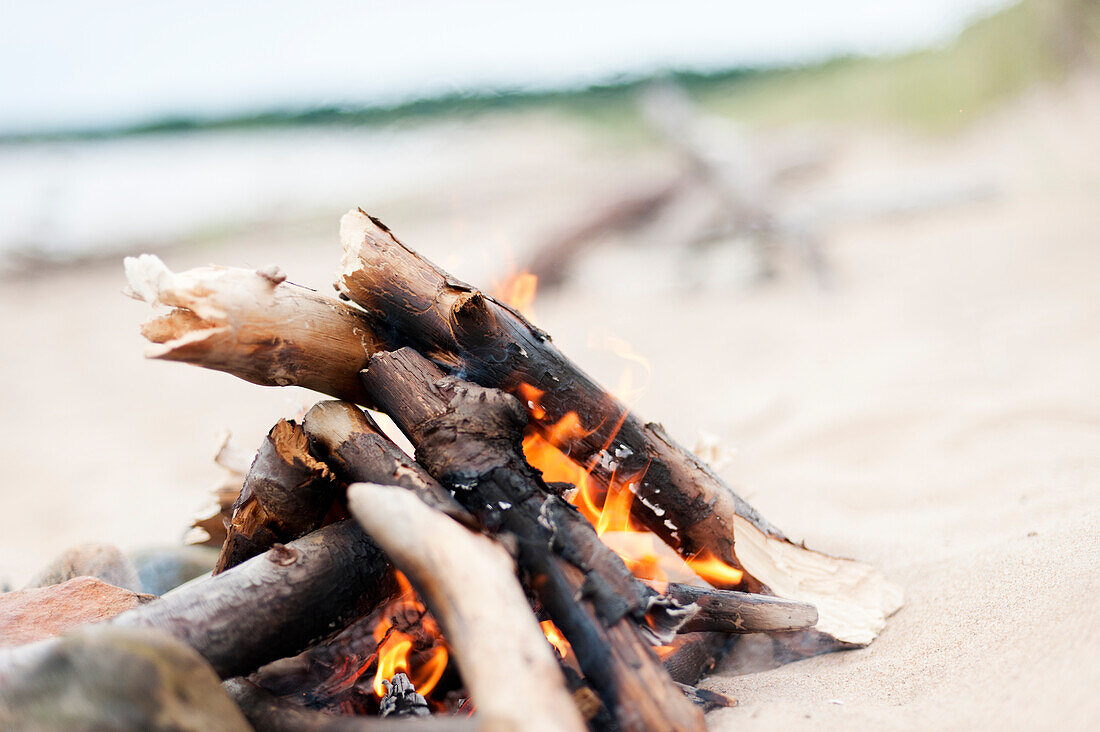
695;0;1100;131
4;0;1096;143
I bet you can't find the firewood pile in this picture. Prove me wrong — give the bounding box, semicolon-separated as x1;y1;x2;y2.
0;210;902;731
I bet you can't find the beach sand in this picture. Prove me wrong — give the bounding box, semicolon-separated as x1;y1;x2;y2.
1;77;1097;729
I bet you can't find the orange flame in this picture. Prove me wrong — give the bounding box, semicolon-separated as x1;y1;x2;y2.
520;402;745;591
540;620;571;659
684;551;745;587
369;571;450;700
498;258;745;593
495;271;539;321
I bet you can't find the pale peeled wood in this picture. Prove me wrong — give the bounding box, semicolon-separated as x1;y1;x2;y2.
347;482;585;732
124;253;379;403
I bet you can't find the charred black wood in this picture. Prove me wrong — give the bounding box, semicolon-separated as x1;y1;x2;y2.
358;347;702;732
215;419;340;574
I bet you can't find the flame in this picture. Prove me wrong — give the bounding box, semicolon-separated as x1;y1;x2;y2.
369;571;450;700
495;271;539;321
540;620;571;659
684;551;745;587
520;401;745;591
498;258;745;592
372;633;413;696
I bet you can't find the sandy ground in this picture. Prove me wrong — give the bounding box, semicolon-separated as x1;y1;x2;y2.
1;76;1098;729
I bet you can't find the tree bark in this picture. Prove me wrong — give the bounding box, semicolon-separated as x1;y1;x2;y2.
215;419;340;574
348;482;586;732
338;209;902;646
359;347;702;732
301;400;474;529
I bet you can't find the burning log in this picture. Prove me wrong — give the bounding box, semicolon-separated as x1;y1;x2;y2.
110;520;396;679
124;254;380;404
665;584;818;634
338;209;901;647
215;419;340;573
349;482;585;732
358;348;703;732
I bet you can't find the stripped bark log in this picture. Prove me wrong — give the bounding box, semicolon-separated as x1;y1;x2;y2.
665;584;818;634
348;482;586;732
359;348;702;732
338;209;902;646
215;419;339;574
124;253;380;403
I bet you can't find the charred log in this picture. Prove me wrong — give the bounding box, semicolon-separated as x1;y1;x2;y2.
347;482;585;732
338;210;902;646
660;632;733;686
358;348;702;732
215;419;339;574
302;400;474;528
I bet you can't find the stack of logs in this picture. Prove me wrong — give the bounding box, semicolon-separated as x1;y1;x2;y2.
2;210;899;731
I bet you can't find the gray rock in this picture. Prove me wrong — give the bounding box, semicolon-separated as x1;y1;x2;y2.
130;545;220;596
25;543;142;593
0;625;251;731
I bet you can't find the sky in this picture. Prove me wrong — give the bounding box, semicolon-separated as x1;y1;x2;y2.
1;0;1012;135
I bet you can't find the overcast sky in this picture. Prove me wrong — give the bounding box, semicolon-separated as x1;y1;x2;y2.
1;0;1011;134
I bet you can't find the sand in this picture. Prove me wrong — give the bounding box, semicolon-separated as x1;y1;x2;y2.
1;77;1098;729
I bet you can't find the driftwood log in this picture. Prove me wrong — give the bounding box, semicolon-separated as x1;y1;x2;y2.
667;584;818;634
338;209;901;646
123;215;901;647
113;520;395;679
215;419;339;574
124;254;380;404
348;482;586;732
359;347;702;732
521;176;684;290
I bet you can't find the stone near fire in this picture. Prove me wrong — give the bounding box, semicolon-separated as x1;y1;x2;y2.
0;626;250;731
130;545;219;596
0;576;154;647
25;542;143;593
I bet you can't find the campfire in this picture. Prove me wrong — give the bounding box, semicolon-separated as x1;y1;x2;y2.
0;209;901;731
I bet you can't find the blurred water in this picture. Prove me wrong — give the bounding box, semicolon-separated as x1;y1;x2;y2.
0;125;467;263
